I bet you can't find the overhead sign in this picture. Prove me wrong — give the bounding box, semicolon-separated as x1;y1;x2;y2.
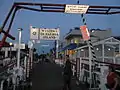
30;26;60;40
30;26;39;40
65;4;89;14
14;43;25;49
39;28;60;40
80;25;90;41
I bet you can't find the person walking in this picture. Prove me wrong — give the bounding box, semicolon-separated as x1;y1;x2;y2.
63;55;72;90
106;66;120;90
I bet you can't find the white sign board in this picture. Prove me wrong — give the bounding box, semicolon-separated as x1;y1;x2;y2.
30;27;39;40
39;28;60;40
65;5;89;14
14;43;25;49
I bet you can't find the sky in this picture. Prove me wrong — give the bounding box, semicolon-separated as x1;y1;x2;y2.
0;0;120;54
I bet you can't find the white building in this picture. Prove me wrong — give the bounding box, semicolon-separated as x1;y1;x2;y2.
74;36;120;89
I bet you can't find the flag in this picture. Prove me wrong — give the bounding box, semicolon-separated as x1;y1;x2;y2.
80;25;90;41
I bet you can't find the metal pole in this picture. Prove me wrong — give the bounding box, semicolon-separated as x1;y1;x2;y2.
7;78;10;89
31;48;33;70
10;47;12;60
24;56;27;81
0;80;4;90
4;50;8;66
13;84;16;90
79;57;82;81
5;49;8;58
27;49;30;78
9;42;12;61
88;42;92;89
102;44;105;65
17;28;22;69
56;40;59;59
31;40;34;69
113;49;116;64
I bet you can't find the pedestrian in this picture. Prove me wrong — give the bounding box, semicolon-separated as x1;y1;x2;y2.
115;68;120;90
63;55;72;90
105;66;120;90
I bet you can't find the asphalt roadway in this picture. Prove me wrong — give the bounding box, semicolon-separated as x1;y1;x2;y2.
32;61;88;90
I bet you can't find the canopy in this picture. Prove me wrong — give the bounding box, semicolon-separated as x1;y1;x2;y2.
62;43;77;51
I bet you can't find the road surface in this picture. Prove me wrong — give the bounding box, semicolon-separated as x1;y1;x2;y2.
32;61;88;90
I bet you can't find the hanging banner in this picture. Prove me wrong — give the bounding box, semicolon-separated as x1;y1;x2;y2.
80;25;90;41
39;28;60;40
30;26;39;40
65;4;89;14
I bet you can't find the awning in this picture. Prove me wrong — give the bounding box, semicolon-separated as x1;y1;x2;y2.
62;43;77;51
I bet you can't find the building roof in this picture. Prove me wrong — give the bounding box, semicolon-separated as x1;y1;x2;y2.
64;28;112;40
75;37;120;50
64;29;82;39
61;43;77;51
113;36;120;40
64;30;97;39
